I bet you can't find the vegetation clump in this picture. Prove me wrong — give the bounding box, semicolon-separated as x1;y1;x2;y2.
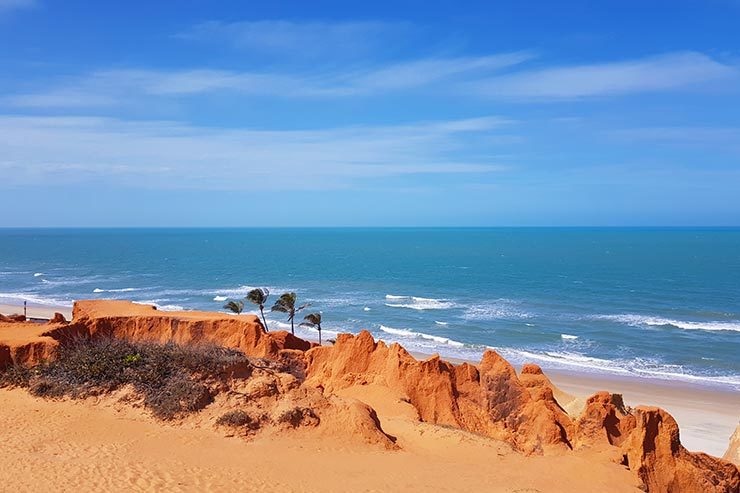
0;337;247;420
216;410;263;430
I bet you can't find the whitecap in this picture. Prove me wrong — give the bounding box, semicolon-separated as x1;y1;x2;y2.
435;321;448;325
596;314;740;333
33;272;44;277
213;296;228;302
385;296;455;310
561;334;579;340
363;307;371;311
379;325;464;347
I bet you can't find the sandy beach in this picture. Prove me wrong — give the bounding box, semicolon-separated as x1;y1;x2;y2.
0;302;73;321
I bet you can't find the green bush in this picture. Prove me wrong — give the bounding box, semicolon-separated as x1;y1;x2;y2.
0;337;248;420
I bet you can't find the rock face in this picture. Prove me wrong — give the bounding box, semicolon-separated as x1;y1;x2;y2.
304;330;574;454
0;321;61;370
69;300;304;360
48;312;67;324
574;391;635;449
623;407;740;493
2;300;738;492
304;331;740;492
725;425;740;467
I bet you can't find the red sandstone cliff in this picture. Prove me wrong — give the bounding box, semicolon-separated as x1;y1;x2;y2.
1;300;737;493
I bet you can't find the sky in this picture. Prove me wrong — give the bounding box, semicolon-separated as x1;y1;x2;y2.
1;0;739;227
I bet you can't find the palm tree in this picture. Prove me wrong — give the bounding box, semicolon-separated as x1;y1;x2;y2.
300;312;323;345
223;300;245;315
271;292;310;335
246;287;270;332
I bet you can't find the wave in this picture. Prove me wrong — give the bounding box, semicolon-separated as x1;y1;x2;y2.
93;287;141;293
132;300;185;312
462;299;532;320
495;347;740;389
435;321;449;325
561;334;579;340
209;285;292;298
363;307;371;311
0;291;73;307
33;272;44;277
596;314;740;332
384;295;455;311
213;296;228;302
272;320;341;339
379;325;464;347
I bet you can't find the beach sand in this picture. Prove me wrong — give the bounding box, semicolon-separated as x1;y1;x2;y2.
0;302;73;321
0;387;641;492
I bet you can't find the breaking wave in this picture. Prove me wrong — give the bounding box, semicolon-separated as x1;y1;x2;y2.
384;294;455;311
379;325;464;347
596;314;740;333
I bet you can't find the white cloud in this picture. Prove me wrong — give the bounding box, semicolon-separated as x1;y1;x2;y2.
470;52;736;100
4;53;530;107
0;115;511;189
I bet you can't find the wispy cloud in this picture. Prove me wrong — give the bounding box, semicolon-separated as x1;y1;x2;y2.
175;20;414;59
4;53;531;107
469;52;737;100
0;115;512;189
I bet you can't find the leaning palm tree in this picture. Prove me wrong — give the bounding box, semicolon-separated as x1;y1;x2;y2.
246;287;270;332
271;292;310;335
300;312;323;345
223;300;244;315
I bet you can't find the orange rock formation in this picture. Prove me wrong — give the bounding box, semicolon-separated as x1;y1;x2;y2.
1;300;737;493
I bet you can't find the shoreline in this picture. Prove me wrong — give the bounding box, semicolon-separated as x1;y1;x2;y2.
2;300;737;457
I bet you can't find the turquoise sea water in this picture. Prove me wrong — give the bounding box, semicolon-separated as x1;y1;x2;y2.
1;228;738;390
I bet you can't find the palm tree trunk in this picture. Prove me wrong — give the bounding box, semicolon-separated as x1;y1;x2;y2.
318;325;322;345
290;316;295;335
259;307;269;332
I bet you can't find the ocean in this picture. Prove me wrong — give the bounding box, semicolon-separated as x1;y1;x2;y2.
1;227;739;390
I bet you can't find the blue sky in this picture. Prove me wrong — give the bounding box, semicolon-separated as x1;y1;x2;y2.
1;0;739;226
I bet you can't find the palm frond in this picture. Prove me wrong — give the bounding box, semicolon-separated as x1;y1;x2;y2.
271;292;296;313
246;287;269;306
223;300;244;314
302;312;322;326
